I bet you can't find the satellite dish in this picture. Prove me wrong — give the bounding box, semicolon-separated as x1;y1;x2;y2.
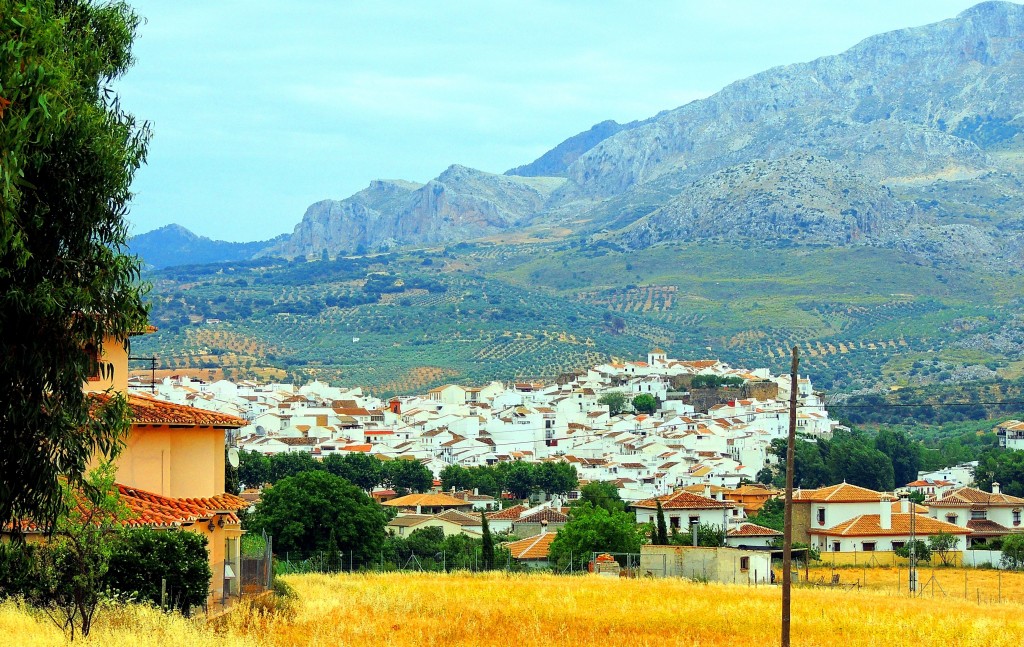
227;447;240;468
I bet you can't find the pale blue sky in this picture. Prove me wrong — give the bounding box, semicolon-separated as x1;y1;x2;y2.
117;0;984;242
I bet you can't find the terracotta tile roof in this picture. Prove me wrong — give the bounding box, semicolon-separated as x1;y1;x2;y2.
518;508;569;524
381;493;473;508
792;483;883;503
387;514;432;527
91;392;247;428
506;532;557;560
728;523;783;537
632;490;728;510
815;514;970;537
487;504;527;520
928;487;1024;507
966;519;1015;536
435;509;482;526
117;484;242;527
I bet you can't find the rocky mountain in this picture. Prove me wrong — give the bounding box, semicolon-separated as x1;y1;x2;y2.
620;154;914;247
504;119;635;177
264;2;1024;268
129;224;282;269
269;167;565;256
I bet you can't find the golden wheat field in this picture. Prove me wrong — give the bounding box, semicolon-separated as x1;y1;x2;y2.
6;572;1024;647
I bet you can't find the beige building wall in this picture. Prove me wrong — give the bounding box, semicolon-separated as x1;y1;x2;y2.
109;425;225;499
83;335;130;394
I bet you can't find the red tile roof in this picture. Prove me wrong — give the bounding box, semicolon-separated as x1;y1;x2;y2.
487;504;527;520
518;508;569;524
506;532;557;560
814;514;969;537
792;483;883;503
633;490;728;510
928;487;1024;507
728;523;782;537
91;392;248;428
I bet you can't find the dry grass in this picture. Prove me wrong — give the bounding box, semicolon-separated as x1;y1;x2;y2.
806;566;1024;604
6;572;1024;646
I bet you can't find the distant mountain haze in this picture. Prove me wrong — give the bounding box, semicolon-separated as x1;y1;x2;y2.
136;2;1024;271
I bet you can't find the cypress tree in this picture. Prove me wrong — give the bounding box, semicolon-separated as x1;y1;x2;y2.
655;499;669;545
481;510;495;570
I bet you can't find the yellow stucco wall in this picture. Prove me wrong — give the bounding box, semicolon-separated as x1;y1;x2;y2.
108;425;225;499
84;335;129;394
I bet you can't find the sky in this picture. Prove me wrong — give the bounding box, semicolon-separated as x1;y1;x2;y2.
117;0;985;242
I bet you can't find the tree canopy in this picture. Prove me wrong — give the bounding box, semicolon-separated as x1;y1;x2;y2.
0;0;150;534
632;393;658;414
250;471;388;562
597;392;627;416
548;503;643;570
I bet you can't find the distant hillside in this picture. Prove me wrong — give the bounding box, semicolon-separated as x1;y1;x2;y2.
129;224;281;269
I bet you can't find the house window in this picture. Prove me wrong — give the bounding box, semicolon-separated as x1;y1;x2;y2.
816;508;826;526
84;343;100;381
1014;509;1021;526
862;542;876;552
831;541;841;552
689;516;700;528
971;509;987;520
670;516;680;529
946;514;958;525
739;556;750;572
891;541;905;551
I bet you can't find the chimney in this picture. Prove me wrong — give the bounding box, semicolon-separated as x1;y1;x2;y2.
993;482;1001;495
879;494;892;530
540;519;548;536
704;483;712;499
900;497;911;514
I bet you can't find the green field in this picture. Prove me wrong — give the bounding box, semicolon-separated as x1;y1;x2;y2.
133;240;1023;397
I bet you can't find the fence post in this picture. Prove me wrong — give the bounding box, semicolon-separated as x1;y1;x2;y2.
161;578;167;610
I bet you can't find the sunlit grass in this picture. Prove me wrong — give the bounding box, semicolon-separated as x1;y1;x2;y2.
6;571;1024;646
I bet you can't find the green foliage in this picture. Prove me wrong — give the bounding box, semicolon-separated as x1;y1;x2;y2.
480;511;495;570
694;523;725;548
974;449;1024;497
1000;534;1024;570
690;375;744;389
548;503;643;570
874;428;921;487
747;497;785;532
382;459;433;494
322;453;384;492
577;481;624;514
250;471;388;563
765;430;895;491
631;393;658;414
105;527;211;615
894;539;931;563
927;532;958;566
0;0;151;534
498;461;537;500
442;462;577;501
654;501;669;546
31;466;124;640
598;392;627;416
238;450;271;489
269;452;320;483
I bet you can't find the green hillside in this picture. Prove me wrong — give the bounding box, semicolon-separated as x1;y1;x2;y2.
133;240;1023;397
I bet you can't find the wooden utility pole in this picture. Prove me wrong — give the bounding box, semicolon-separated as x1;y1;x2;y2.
781;346;799;647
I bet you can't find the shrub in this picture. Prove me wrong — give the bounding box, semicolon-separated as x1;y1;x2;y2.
105;527;211;615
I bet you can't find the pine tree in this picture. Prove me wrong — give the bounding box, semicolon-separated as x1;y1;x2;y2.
655;499;669;545
481;510;495;570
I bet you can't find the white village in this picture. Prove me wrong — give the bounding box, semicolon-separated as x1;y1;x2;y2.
128;348;1017;573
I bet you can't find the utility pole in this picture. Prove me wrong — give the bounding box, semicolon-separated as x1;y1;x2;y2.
781;347;799;647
